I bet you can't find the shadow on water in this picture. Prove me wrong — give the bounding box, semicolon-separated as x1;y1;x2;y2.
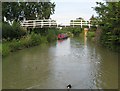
2;36;118;89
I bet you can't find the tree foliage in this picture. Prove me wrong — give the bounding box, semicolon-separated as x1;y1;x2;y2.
2;1;55;39
2;21;26;39
2;2;55;21
94;2;120;46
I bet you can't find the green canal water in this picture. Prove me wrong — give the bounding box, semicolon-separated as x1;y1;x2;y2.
2;37;118;89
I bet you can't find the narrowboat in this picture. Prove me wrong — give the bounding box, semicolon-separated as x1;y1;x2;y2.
58;34;68;40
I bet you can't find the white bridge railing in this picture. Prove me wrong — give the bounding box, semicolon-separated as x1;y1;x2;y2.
21;19;97;28
70;20;96;28
21;19;58;28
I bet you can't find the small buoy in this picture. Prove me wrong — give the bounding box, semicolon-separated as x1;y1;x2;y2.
67;84;72;89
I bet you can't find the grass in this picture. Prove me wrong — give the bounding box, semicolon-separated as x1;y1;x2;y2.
0;43;2;55
2;43;10;57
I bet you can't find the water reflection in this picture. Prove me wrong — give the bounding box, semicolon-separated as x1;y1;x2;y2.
3;37;118;89
55;38;71;56
84;35;87;46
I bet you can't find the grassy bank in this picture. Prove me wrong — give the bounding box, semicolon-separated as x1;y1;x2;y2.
2;30;57;57
2;33;45;57
2;21;59;57
0;43;2;55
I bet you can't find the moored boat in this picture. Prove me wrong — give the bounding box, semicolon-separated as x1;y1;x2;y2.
58;34;68;40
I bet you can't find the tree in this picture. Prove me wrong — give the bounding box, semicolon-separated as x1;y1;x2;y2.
94;2;120;45
89;15;98;26
2;2;55;22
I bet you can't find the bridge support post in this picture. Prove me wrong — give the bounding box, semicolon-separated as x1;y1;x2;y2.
73;21;74;28
41;20;43;28
33;21;36;28
81;20;82;28
49;20;51;27
88;20;91;28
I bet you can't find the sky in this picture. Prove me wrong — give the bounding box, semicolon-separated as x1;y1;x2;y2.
50;0;104;25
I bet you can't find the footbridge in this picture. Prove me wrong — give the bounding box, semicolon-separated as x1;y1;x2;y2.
21;19;58;28
21;19;96;28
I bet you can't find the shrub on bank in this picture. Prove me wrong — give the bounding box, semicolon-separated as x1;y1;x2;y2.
2;43;11;57
2;32;51;57
9;39;23;52
30;33;41;46
40;36;48;43
2;22;13;39
0;43;2;55
2;21;26;40
2;26;58;57
87;31;95;38
47;29;57;42
59;27;82;36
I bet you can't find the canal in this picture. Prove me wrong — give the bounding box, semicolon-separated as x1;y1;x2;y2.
2;36;118;89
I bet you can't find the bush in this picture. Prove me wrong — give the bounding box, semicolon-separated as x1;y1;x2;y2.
2;21;26;39
2;27;58;57
30;32;41;46
90;26;97;31
12;20;26;38
60;27;82;36
0;22;2;39
0;43;2;55
9;39;23;52
2;43;11;57
47;29;57;42
32;28;48;36
87;31;95;37
18;33;42;48
2;22;13;39
40;36;48;43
